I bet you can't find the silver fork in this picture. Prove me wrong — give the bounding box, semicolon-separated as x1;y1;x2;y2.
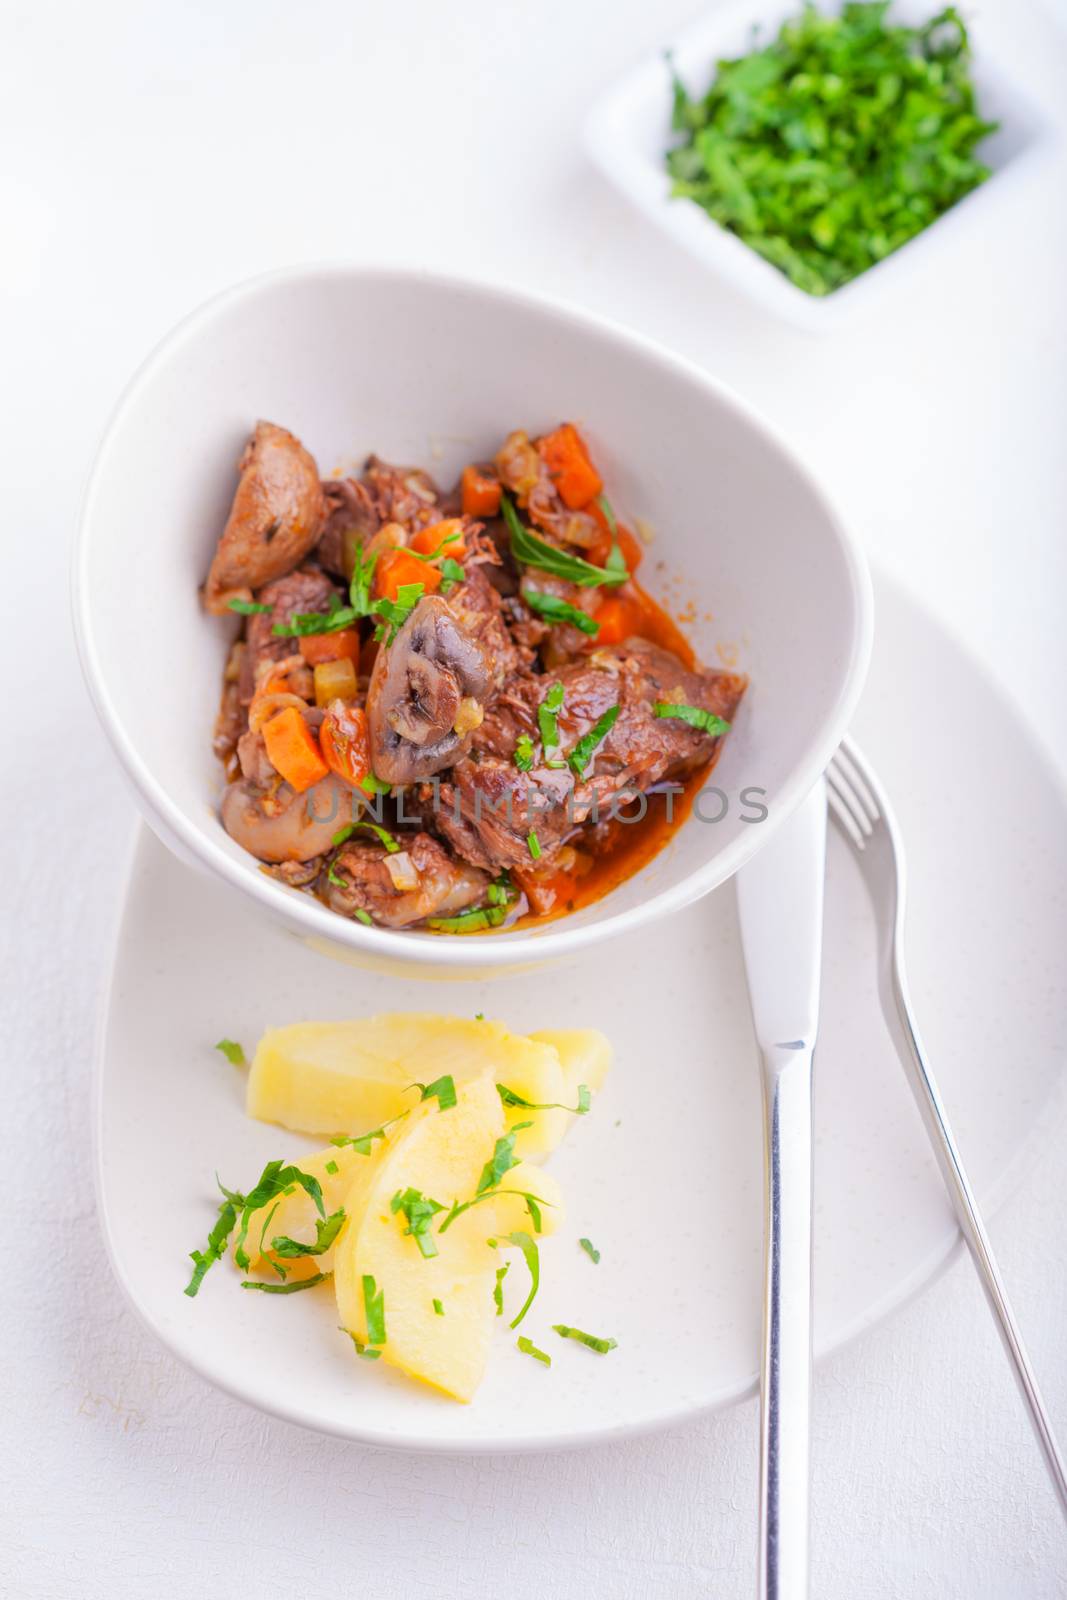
827;737;1067;1516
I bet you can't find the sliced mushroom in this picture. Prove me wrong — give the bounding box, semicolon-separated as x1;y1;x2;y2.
203;422;327;613
366;594;498;784
220;773;350;863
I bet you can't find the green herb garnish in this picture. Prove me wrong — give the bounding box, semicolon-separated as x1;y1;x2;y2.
537;681;565;764
354;908;373;926
349;545;379;617
666;2;996;297
271;1208;346;1259
390;1188;446;1258
517;1335;552;1367
373;582;425;645
578;1237;601;1264
433;1298;445;1316
214;1038;246;1067
341;1326;382;1359
567;705;621;779
552;1324;617;1353
497;1083;591;1116
477;1122;532;1194
653;701;730;736
359;772;391;797
428;904;510;933
526;831;542;861
413;1075;458;1111
362;1273;387;1346
505;1231;540;1328
596;494;628;579
184;1194;240;1297
513;734;535;772
273;592;359;637
227;598;271;616
330;1110;409;1157
501;494;627;589
439;557;466;595
438;1187;548;1237
241;1273;329;1294
523;590;600;636
494;1262;510;1316
229;1161;326;1272
325;1159;339;1176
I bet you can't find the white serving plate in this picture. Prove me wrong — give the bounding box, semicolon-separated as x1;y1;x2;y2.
585;0;1058;332
95;573;1067;1452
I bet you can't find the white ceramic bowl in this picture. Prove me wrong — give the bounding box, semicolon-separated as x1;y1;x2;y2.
586;0;1057;333
73;264;871;975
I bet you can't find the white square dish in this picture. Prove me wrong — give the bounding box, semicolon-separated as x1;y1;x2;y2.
585;0;1058;332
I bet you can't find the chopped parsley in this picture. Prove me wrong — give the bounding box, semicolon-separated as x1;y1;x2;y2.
214;1038;246;1068
523;590;600;637
412;1074;458;1111
517;1335;552;1367
597;495;629;578
513;734;535;772
348;544;378;618
362;1273;387;1346
537;681;565;764
326;862;348;889
526;831;542;861
227;598;271;616
325;1159;339;1176
332;820;400;853
330;1110;409;1157
184;1194;240;1297
390;1187;446;1258
666;2;995;297
653;701;730;736
270;1208;346;1259
568;705;620;779
354;908;373;926
433;1298;445;1316
497;1083;591;1116
493;1262;510;1316
359;772;391;797
578;1237;601;1265
439;557;466;595
552;1324;618;1353
428;904;510;933
477;1122;531;1194
273;591;359;637
505;1230;540;1328
240;1273;329;1294
438;1186;547;1237
373;582;425;644
228;1161;326;1272
501;494;627;589
341;1326;382;1360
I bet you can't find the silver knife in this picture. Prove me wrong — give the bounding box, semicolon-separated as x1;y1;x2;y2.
736;779;827;1600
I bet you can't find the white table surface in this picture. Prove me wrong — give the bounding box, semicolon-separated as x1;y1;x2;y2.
3;0;1066;1594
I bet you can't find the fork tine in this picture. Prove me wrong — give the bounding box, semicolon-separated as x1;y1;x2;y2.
832;743;881;826
826;780;867;851
826;758;873;840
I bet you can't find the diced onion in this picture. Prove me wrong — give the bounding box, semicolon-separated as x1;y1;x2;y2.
314;657;358;707
384;851;419;892
248;692;308;734
453;696;484;736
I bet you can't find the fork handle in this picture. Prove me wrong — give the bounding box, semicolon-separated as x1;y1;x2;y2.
759;1042;814;1600
884;963;1067;1515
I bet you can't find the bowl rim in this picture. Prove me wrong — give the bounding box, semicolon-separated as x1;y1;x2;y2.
71;260;873;970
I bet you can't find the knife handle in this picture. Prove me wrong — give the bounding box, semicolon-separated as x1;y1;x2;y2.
759;1041;814;1600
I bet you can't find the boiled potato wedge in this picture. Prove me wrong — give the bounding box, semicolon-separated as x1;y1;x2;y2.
529;1028;612;1099
247;1015;569;1160
334;1076;505;1401
236;1140;385;1279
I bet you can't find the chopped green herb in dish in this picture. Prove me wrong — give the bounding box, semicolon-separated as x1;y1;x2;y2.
517;1335;552;1367
666;2;997;296
578;1237;601;1264
552;1323;618;1354
215;1038;247;1067
653;701;730;736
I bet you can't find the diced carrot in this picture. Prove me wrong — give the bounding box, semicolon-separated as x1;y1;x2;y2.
298;627;362;667
460;465;502;518
409;517;467;558
538;423;603;509
319;703;370;788
590;594;649;648
261;706;329;793
373;547;441;603
588;501;644;574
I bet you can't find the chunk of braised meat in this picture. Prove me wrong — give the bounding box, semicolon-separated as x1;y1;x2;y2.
366;565;517;785
322;831;488;928
237;567;338;704
557;639;746;788
203;422;327;613
213;640;247;765
362;456;441;530
221;772;351;863
316;478;380;580
427;640;746;873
